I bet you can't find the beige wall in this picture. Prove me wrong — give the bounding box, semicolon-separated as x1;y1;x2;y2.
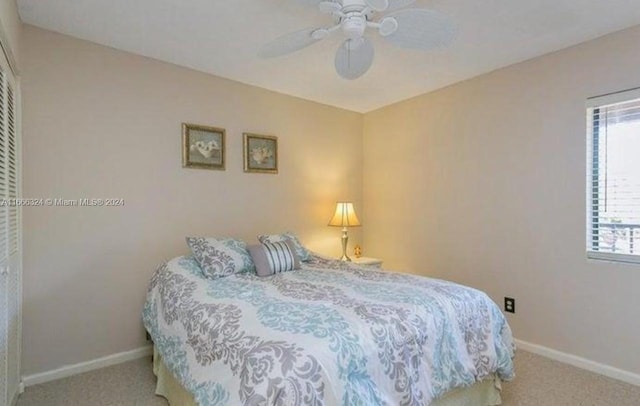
21;25;363;375
21;17;640;379
0;0;20;70
363;25;640;375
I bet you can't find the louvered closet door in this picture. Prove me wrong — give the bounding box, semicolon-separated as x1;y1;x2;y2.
0;54;20;406
0;67;8;406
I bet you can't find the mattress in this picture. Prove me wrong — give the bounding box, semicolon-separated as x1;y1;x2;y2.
143;255;515;405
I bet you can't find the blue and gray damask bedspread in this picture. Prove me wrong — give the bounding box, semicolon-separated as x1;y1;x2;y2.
143;256;515;406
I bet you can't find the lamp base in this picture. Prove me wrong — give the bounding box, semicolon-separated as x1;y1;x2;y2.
339;227;351;261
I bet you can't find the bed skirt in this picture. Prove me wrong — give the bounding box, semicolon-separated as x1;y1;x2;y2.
153;347;503;406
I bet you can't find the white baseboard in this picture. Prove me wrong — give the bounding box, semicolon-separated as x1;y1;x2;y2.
22;345;153;387
19;339;640;389
515;338;640;387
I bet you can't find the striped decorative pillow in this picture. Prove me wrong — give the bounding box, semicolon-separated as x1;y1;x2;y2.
257;232;311;262
248;240;300;277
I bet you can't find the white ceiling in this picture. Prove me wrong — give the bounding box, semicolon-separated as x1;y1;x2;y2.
17;0;640;113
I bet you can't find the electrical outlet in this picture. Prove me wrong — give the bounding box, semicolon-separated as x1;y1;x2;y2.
504;297;515;313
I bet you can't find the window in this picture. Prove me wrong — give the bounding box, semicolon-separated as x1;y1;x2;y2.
587;88;640;264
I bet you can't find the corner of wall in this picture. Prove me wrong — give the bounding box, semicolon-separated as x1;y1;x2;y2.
0;0;22;74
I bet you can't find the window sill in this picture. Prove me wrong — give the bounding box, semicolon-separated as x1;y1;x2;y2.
587;251;640;265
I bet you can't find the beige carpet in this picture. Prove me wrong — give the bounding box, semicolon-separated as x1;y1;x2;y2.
16;350;640;405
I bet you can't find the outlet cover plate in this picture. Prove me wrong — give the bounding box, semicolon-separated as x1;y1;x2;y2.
504;297;515;313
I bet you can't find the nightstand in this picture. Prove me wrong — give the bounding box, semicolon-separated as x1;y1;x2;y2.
351;257;383;268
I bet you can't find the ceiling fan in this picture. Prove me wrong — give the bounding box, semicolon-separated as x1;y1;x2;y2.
259;0;456;80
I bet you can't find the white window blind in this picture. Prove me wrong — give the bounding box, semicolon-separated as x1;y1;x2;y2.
587;88;640;264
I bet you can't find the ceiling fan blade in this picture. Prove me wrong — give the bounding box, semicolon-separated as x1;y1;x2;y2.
296;0;323;5
366;0;389;12
318;1;341;14
387;0;415;11
382;9;456;50
335;37;375;80
259;28;323;58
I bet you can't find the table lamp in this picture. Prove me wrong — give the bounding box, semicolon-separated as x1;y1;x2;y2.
328;202;361;261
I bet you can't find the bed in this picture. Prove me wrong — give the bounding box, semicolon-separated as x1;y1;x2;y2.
143;254;515;406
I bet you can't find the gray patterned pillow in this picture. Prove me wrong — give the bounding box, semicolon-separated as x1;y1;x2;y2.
257;231;311;262
186;237;256;279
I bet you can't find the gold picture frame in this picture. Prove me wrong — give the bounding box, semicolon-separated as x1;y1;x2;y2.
243;133;278;174
182;123;225;170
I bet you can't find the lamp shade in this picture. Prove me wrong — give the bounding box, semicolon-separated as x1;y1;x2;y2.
328;202;361;227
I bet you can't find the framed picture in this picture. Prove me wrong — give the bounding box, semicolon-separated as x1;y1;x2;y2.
243;133;278;174
182;123;225;170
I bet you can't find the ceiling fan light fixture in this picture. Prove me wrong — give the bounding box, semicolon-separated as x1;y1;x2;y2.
345;37;364;50
342;14;367;39
378;17;398;37
335;37;375;80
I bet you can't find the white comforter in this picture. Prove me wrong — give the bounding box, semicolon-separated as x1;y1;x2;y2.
143;255;515;405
